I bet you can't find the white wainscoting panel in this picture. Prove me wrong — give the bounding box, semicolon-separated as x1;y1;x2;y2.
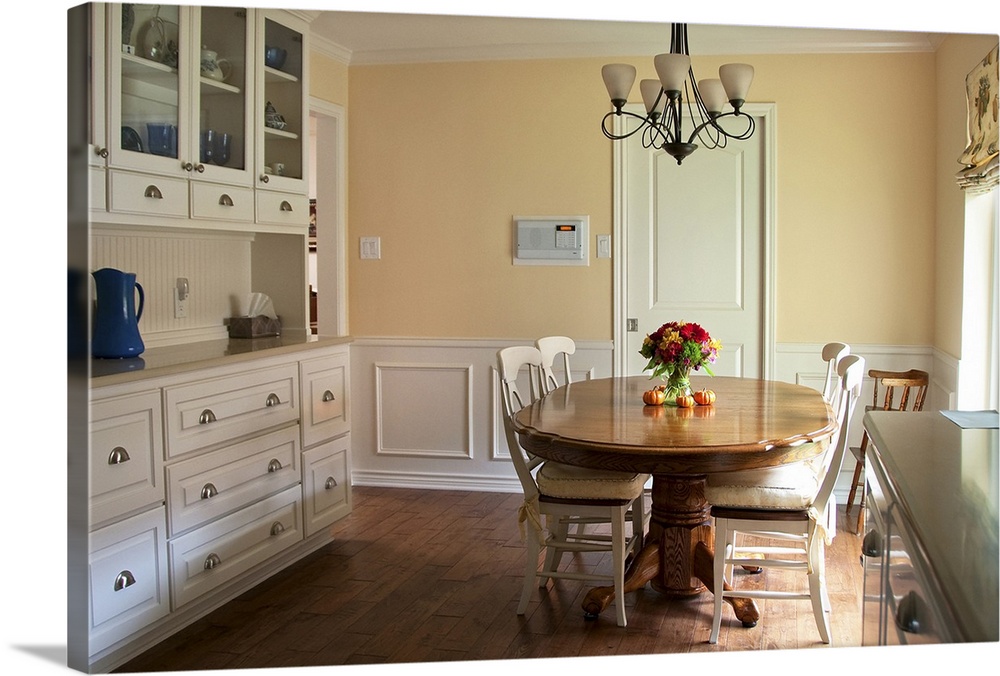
351;338;614;491
375;362;473;459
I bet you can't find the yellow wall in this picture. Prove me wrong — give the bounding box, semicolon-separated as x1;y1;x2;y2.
310;51;348;107
933;33;1000;359
312;37;994;345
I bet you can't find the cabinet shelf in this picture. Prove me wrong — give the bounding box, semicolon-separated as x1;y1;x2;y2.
200;77;241;95
122;52;178;81
264;126;298;140
264;66;299;83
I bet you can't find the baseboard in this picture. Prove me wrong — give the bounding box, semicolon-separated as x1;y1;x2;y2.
351;469;521;494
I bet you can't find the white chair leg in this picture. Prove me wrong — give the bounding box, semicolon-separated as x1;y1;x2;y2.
518;525;542;615
808;540;831;643
709;518;729;643
541;516;567;584
612;506;627;627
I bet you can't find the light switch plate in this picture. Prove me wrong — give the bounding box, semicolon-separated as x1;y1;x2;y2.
360;236;381;259
596;234;611;259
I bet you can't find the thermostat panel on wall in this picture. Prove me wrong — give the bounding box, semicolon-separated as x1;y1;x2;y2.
513;215;589;266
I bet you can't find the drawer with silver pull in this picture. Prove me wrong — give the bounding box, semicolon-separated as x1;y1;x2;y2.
88;506;169;654
166;426;300;536
299;351;350;448
190;182;255;222
108;169;188;218
168;485;302;608
255;190;309;227
302;435;351;537
164;363;298;459
90;390;164;528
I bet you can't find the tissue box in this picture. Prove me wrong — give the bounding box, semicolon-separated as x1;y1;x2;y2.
228;315;281;338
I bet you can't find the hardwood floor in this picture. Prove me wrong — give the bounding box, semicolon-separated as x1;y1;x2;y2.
116;486;866;673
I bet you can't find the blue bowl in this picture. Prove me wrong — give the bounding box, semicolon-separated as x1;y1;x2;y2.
264;46;287;69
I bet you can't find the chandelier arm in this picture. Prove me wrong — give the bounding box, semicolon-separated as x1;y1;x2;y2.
601;109;658;140
685;111;756;146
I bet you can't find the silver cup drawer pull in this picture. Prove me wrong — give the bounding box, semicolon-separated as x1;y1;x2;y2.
144;184;164;199
265;393;281;408
113;570;136;592
107;446;131;465
204;553;222;570
270;521;285;537
267;459;283;473
325;477;338;490
322;390;336;402
201;482;218;500
199;409;217;425
218;193;234;207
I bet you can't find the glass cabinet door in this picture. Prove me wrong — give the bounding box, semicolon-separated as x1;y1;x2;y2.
193;6;253;185
256;11;308;192
109;3;189;177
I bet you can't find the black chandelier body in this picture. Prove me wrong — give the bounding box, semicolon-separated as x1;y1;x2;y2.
601;23;756;165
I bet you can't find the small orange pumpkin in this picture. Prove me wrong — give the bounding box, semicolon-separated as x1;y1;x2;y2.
693;389;717;406
675;394;696;408
642;388;666;406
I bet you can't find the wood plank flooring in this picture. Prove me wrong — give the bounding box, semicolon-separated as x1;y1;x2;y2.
116;486;867;673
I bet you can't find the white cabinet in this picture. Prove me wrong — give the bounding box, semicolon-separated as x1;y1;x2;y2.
166;426;300;536
88;507;170;655
168;484;303;608
254;10;309;197
163;362;298;458
95;3;308;230
90;390;164;527
298;346;352;535
87;386;168;657
83;340;352;670
302;435;351;537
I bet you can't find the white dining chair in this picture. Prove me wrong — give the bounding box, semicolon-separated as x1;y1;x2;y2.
535;335;577;394
820;342;850;408
704;354;865;644
498;346;647;627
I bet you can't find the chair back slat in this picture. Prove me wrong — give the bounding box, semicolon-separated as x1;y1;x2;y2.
536;336;576;394
497;347;545;499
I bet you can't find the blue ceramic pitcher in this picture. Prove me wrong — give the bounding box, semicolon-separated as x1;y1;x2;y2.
92;268;145;358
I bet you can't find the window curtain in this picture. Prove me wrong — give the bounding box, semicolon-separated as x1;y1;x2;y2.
956;44;999;194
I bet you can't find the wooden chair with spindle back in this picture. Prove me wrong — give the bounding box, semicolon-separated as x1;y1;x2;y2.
845;368;929;533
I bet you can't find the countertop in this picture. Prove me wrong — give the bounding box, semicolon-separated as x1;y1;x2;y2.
863;409;999;643
88;331;353;386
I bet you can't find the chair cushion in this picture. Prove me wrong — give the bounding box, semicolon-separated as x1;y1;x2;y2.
536;461;648;501
704;461;821;510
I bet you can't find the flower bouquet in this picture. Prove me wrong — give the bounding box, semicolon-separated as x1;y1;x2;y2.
639;321;722;401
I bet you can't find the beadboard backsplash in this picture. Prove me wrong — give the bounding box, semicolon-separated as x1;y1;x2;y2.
90;228;253;347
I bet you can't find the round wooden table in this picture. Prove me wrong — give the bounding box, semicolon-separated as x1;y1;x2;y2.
512;375;836;625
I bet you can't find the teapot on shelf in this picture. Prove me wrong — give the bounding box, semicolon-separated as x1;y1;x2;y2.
200;46;232;82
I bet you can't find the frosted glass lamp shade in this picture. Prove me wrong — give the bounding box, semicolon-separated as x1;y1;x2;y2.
640;79;664;114
653;53;690;94
719;63;754;103
602;63;637;104
697;79;727;114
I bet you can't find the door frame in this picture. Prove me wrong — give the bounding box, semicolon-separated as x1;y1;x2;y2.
310;96;348;336
612;102;777;379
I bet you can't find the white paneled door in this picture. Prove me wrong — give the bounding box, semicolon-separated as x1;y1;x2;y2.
615;104;775;379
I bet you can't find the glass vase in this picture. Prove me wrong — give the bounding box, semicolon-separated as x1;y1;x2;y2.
662;368;692;404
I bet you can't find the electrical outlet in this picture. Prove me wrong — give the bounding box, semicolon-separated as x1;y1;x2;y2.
174;277;189;318
360;237;381;260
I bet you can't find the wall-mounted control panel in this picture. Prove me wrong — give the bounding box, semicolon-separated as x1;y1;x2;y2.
513;215;589;266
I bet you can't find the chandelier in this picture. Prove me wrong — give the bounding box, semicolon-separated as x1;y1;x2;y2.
600;23;756;165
